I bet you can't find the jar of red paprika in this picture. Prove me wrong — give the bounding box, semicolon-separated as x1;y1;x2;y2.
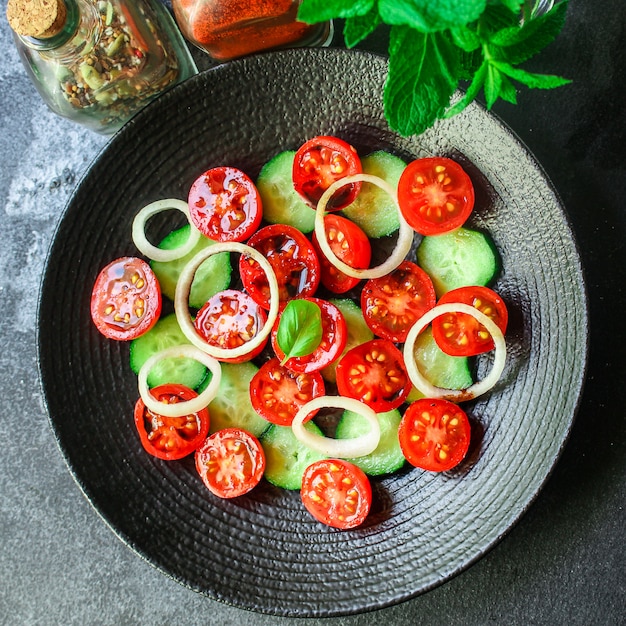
171;0;332;62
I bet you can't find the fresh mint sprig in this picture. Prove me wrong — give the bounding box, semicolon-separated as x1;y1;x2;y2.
298;0;570;136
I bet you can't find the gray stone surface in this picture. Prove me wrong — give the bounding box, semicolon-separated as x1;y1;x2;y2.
1;1;624;625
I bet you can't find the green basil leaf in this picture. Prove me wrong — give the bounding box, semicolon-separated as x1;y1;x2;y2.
384;26;461;136
379;0;486;32
276;300;323;364
344;7;382;48
298;0;374;23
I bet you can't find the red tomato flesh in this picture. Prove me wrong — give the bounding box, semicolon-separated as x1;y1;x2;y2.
301;459;372;529
134;384;209;461
239;223;321;310
193;289;267;362
399;398;471;472
335;339;410;412
432;286;508;357
188;166;262;242
361;260;436;343
397;157;474;236
249;357;324;426
312;213;372;294
195;428;265;498
90;256;161;341
292;135;362;210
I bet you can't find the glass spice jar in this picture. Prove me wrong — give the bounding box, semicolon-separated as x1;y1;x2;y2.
171;0;332;62
6;0;198;134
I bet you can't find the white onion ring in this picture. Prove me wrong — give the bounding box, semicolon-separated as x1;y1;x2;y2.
314;173;414;279
403;303;507;402
132;198;202;262
137;345;222;417
174;242;280;361
292;396;381;458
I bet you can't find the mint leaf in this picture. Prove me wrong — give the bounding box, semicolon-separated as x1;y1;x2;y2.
450;25;482;52
276;300;323;364
379;0;486;32
491;60;571;89
492;0;524;12
344;7;382;48
498;74;518;103
484;62;504;108
297;0;374;23
445;58;488;118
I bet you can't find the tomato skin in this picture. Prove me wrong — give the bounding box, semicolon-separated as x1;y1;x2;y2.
134;384;210;461
361;260;436;343
432;286;508;357
292;136;362;210
239;223;321;310
188;166;262;242
311;213;372;293
397;157;474;236
249;357;324;426
335;339;410;412
398;398;471;472
271;297;347;374
193;289;267;363
195;428;266;498
301;459;372;529
91;256;161;341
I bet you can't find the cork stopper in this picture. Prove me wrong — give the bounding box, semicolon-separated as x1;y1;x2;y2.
6;0;68;39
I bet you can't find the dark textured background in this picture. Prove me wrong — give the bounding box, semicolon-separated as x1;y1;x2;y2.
0;0;624;624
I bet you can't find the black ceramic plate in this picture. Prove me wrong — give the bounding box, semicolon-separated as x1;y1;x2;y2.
37;48;588;617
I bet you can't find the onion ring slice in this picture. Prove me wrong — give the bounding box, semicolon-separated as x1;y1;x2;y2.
137;345;222;417
314;173;414;279
403;302;507;402
132;198;202;262
292;396;381;458
175;242;280;361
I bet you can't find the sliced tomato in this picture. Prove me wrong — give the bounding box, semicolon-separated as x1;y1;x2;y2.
193;289;267;363
301;459;372;529
249;357;324;426
195;428;265;498
271;298;347;373
312;213;372;293
397;157;474;236
239;224;321;310
398;398;471;472
335;339;410;412
431;286;508;357
91;256;161;341
292;135;362;210
188;166;262;242
361;260;436;343
134;383;209;461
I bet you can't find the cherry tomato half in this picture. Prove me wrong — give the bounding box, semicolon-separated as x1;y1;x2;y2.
195;428;266;498
312;213;372;293
361;260;436;343
301;459;372;529
134;384;210;461
292;135;362;210
397;157;475;236
335;339;410;412
398;398;471;472
431;286;509;357
188;166;262;242
239;224;321;310
91;256;161;341
271;298;347;374
249;357;325;426
193;289;268;363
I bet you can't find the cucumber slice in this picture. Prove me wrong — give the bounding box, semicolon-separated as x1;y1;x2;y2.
416;227;500;297
150;224;232;308
406;327;473;402
341;151;406;238
256;150;316;233
321;298;374;384
260;422;326;490
335;408;405;476
129;313;207;389
204;362;269;437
